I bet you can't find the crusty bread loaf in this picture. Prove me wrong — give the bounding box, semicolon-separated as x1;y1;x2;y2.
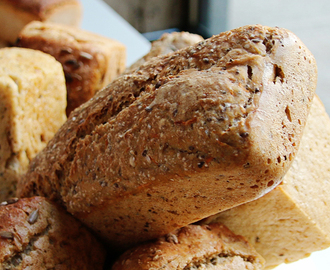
202;96;330;269
17;25;317;250
125;31;204;74
0;0;82;44
112;223;265;270
0;47;67;202
17;21;127;115
0;196;105;269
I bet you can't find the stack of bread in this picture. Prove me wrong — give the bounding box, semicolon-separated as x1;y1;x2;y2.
0;1;329;269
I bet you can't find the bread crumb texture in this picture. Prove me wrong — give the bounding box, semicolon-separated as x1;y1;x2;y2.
0;47;66;202
203;97;330;269
17;25;317;250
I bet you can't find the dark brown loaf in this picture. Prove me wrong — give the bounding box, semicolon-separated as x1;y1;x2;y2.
17;25;317;250
0;196;106;270
111;223;265;270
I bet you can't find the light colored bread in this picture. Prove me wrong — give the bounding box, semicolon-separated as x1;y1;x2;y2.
17;25;317;250
202;96;330;269
125;31;204;74
0;0;82;44
17;21;127;115
0;196;106;269
0;47;67;201
112;223;265;270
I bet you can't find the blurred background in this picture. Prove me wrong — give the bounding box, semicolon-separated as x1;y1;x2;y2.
102;0;330;114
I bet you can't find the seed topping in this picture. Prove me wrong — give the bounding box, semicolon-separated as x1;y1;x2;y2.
28;209;39;224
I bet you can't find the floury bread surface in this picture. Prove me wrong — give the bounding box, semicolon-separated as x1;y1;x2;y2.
0;47;67;201
203;96;330;269
112;223;265;270
17;25;317;250
17;21;127;115
0;196;106;270
0;0;82;44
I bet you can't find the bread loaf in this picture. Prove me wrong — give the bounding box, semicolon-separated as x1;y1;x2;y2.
17;25;317;250
17;21;127;115
125;31;204;74
0;47;67;201
202;96;330;269
112;223;265;270
0;196;105;269
0;0;82;44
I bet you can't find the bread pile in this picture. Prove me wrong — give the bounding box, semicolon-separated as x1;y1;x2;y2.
0;1;328;269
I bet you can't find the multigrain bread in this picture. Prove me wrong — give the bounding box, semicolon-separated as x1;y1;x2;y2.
111;223;265;270
17;21;127;115
202;96;330;269
125;31;204;74
0;196;106;270
0;47;67;202
0;0;82;44
17;25;317;250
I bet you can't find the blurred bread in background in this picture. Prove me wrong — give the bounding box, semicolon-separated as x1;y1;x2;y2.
17;21;126;115
0;47;67;201
0;0;82;45
202;96;330;269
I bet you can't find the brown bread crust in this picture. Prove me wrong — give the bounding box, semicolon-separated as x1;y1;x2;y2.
112;223;265;270
17;25;317;250
0;196;106;270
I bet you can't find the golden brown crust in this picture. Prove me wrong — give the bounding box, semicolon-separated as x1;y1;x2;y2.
125;31;204;74
17;25;317;250
112;223;265;270
17;21;126;115
0;196;106;270
0;0;81;19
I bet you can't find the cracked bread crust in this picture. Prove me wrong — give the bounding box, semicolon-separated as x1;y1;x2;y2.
17;25;317;250
0;196;105;270
112;223;265;270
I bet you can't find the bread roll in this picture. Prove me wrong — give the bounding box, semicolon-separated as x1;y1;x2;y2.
112;223;265;270
0;47;67;201
17;25;317;250
0;0;82;44
202;96;330;269
0;196;105;269
17;21;126;115
125;31;204;74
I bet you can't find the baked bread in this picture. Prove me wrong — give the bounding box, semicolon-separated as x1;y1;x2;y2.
0;0;82;44
0;196;106;269
17;25;317;250
125;31;204;74
17;21;127;115
202;96;330;269
0;47;67;202
111;223;265;270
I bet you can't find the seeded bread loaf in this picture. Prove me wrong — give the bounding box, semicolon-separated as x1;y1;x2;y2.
0;0;82;44
17;25;317;250
17;21;127;115
0;196;106;269
125;31;204;74
111;223;265;270
0;47;67;202
202;96;330;269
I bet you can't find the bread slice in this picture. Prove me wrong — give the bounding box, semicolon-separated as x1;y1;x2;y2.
125;31;204;74
17;25;317;250
0;47;67;201
112;223;265;270
0;0;82;44
17;21;127;115
203;96;330;269
0;196;106;269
